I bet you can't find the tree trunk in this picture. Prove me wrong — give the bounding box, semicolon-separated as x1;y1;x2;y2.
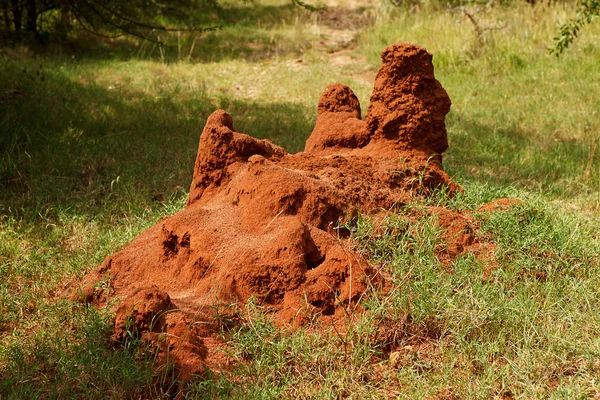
9;0;20;32
2;0;12;32
25;0;36;34
57;0;72;37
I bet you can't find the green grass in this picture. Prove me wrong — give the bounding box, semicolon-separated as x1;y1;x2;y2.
1;0;600;398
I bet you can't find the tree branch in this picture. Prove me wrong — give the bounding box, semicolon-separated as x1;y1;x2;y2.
89;0;219;33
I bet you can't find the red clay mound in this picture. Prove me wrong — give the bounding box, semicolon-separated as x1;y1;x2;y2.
80;43;469;379
366;44;452;156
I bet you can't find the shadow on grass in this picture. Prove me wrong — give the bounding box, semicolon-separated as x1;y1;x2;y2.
19;3;315;64
0;303;188;399
0;58;315;222
445;112;597;199
0;41;316;397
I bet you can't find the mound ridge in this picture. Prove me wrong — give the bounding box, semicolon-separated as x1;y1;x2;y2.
79;43;472;379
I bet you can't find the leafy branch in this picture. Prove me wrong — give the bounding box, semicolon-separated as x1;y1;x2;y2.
1;0;322;44
552;0;599;56
291;0;325;12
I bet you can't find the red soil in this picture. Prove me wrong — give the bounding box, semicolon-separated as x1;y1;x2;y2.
79;43;492;379
478;198;522;212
